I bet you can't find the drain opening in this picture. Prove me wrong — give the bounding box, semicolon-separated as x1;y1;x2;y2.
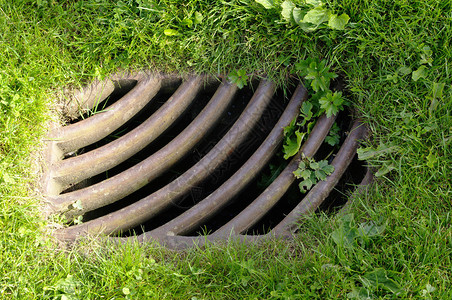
41;72;370;248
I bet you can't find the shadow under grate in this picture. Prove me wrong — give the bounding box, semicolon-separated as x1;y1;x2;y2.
41;71;371;250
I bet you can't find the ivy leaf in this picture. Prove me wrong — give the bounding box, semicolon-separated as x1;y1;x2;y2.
412;65;427;81
163;28;179;36
283;130;305;159
327;13;350;30
281;0;296;23
255;0;274;9
302;7;330;26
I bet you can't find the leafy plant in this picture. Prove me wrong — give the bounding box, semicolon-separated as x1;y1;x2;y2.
293;157;334;193
319;91;346;118
325;122;340;146
283;123;306;159
282;58;347;160
255;0;350;32
228;69;248;89
295;58;337;92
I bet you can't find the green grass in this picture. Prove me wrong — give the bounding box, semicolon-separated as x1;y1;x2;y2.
1;0;451;299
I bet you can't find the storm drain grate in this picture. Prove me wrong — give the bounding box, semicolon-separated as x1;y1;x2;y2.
41;72;371;249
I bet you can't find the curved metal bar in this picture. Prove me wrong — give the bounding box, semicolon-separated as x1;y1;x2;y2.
63;72;148;118
271;120;368;236
55;80;276;241
47;80;238;216
212;113;336;238
52;74;180;153
105;232;262;251
146;84;308;238
338;166;374;215
52;76;206;188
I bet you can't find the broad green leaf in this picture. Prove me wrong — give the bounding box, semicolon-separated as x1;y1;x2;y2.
299;101;313;126
299;178;314;192
298;161;306;169
358;221;385;237
375;163;395;177
284;117;297;137
361;268;402;294
281;0;296;23
347;287;372;299
331;220;358;248
302;7;330;26
292;7;306;25
432;81;445;98
322;164;334;174
310;161;319;169
412;65;427;81
293;168;311;180
306;0;324;7
357;143;398;160
283;130;305;159
255;0;274;9
194;12;204;24
180;18;193;28
294;58;313;77
300;101;313;118
397;66;412;76
319;91;343;118
327;13;350;30
315;169;326;180
164;29;179;36
228;69;248;89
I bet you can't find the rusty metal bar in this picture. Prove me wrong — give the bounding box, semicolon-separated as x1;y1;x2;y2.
52;74;180;153
212;113;336;238
55;79;276;241
52;76;206;188
271;120;368;236
146;84;308;238
46;80;238;217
